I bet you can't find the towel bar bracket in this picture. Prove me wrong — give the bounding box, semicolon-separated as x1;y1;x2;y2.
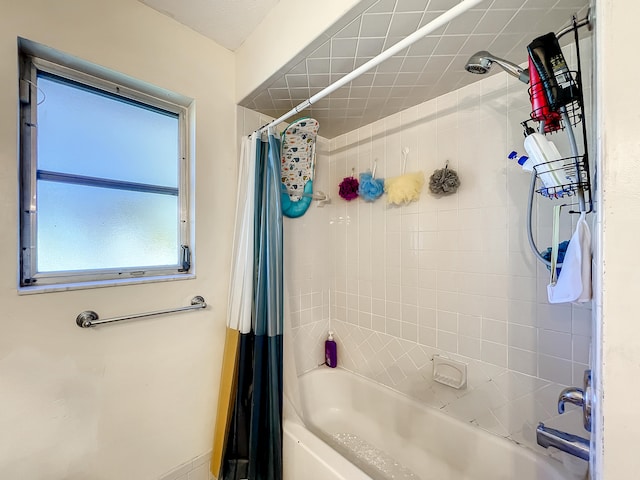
76;295;207;328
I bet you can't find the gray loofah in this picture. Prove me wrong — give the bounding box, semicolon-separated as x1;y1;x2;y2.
429;166;460;195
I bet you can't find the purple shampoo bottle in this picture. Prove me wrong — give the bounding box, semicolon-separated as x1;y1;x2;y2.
325;331;337;368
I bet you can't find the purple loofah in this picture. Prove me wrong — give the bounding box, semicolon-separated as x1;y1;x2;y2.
339;176;360;201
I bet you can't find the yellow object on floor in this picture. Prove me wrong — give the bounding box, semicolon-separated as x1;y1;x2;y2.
210;327;240;479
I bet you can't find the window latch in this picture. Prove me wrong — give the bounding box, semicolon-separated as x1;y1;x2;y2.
179;245;191;272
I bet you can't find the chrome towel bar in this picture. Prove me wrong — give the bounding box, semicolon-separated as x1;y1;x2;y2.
76;295;206;328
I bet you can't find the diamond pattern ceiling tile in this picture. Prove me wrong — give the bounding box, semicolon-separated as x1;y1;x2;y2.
239;0;591;138
332;38;359;58
366;0;397;14
401;56;429;73
336;17;363;38
407;36;440;56
443;9;487;35
388;12;424;36
307;58;330;74
399;0;431;12
472;9;518;35
429;0;465;10
360;13;394;37
432;35;469;55
357;38;387;57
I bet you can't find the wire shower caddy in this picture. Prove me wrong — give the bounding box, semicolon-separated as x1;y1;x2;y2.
522;13;593;267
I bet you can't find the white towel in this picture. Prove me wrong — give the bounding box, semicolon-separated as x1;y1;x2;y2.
548;213;592;304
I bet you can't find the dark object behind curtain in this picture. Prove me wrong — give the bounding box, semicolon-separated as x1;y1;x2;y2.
222;133;284;480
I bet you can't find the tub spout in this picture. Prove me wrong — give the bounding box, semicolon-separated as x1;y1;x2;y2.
536;423;589;461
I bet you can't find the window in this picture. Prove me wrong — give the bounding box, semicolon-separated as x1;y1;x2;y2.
19;41;192;289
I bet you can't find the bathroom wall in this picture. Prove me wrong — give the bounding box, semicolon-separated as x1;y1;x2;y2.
596;0;640;477
322;39;593;457
0;1;236;479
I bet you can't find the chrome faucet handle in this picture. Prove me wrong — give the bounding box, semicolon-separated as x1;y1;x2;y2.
558;387;585;414
557;369;592;432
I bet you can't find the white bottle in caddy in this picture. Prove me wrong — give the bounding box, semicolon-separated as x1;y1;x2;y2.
523;132;576;195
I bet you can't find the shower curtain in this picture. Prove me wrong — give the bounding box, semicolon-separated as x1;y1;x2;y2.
211;129;284;480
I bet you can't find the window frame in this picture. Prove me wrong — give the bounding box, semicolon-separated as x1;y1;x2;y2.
19;47;193;290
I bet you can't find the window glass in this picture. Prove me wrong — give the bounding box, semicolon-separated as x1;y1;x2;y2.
37;181;179;272
37;75;180;187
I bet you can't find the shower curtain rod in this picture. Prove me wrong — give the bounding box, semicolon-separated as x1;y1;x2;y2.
255;0;484;135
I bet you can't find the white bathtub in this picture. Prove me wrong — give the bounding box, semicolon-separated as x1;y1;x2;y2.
284;368;572;480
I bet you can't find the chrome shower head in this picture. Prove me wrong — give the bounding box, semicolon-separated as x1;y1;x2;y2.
465;50;530;84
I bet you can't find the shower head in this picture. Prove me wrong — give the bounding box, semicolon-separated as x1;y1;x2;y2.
465;50;530;84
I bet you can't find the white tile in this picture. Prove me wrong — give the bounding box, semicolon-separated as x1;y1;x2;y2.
417;288;437;308
458;314;481;338
507;275;537;302
537;303;572;333
418;326;437;347
481;341;507;367
401;322;418;342
437;330;458;352
482;297;508;322
492;393;548;435
493;371;546;402
508;300;537;327
387;283;401;302
459;335;482;360
508;324;538;352
538;354;572;385
573;362;589;386
482;318;507;344
417;268;437;289
572;335;591;365
401;284;418;304
571;306;592;336
456;293;483;316
444;381;507;423
437;291;459;312
538;329;572;360
402;304;418;324
386;318;402;337
508;347;538;377
437;311;458;333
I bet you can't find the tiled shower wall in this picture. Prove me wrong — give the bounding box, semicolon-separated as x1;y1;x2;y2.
326;39;593;454
239;38;592;457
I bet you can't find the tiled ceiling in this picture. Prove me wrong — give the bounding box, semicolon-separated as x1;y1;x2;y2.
239;0;591;138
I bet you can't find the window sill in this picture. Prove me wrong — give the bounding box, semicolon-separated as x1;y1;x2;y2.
17;273;196;295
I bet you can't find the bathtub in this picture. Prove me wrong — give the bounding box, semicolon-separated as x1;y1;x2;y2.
283;368;572;480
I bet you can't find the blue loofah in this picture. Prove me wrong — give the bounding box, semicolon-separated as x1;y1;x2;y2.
358;172;384;202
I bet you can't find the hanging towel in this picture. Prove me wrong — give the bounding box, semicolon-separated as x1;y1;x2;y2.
547;212;591;304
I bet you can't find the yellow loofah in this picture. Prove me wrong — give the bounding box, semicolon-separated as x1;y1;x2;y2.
384;171;425;205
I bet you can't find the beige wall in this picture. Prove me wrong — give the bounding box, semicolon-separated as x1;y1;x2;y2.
598;0;640;477
0;1;235;479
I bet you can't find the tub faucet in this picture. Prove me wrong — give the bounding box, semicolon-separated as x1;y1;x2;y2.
558;370;592;431
558;387;584;413
536;423;590;461
536;369;593;461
